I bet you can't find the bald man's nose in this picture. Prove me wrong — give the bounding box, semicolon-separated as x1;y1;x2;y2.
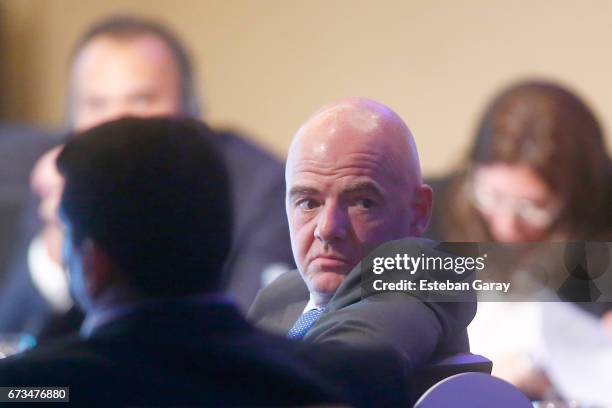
315;203;348;242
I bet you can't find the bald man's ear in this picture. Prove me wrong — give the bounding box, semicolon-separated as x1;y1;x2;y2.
410;184;433;237
81;238;115;300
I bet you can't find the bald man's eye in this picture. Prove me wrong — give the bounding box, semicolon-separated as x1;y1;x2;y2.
296;198;320;211
353;198;378;211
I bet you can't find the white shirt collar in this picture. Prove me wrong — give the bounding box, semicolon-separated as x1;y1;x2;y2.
302;295;329;314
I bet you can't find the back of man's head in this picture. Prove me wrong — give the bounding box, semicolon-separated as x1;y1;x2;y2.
57;117;231;299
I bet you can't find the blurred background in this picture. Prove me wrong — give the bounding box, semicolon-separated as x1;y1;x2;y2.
2;2;612;404
2;0;612;176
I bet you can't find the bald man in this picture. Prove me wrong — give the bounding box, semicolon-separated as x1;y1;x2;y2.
249;98;475;371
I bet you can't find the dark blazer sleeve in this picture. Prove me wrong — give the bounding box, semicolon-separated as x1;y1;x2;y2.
305;292;448;368
222;169;294;309
0;124;59;278
250;239;476;371
305;238;476;369
215;131;295;311
0;125;73;338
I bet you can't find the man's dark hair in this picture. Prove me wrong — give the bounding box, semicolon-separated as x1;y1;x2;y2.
57;117;231;298
67;15;201;123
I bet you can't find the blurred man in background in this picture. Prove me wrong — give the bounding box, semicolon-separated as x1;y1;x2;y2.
0;15;293;338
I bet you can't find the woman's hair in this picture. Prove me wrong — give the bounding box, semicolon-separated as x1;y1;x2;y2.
442;80;612;240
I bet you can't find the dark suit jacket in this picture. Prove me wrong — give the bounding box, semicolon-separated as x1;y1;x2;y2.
249;238;476;372
0;124;58;280
0;124;61;336
0;129;293;337
0;300;409;407
214;130;295;310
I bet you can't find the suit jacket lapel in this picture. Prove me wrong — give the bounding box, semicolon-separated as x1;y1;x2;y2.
280;300;308;332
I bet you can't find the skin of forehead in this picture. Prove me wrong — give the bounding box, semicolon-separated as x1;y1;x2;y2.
70;33;180;90
286;98;422;186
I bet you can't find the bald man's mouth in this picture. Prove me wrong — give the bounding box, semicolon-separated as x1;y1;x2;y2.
310;254;353;272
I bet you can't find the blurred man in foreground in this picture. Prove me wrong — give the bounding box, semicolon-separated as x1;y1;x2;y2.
250;98;475;369
0;117;411;407
0;15;292;337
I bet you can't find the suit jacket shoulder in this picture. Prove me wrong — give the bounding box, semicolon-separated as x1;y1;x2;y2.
250;238;476;371
0;302;347;407
212;130;295;310
306;238;475;367
248;269;309;334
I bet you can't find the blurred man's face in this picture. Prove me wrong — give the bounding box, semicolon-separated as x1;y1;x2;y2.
71;34;182;131
285;104;430;298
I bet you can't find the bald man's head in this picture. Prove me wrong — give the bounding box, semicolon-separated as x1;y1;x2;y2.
285;98;432;301
288;98;422;186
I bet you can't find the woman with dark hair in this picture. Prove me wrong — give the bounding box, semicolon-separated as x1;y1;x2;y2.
431;80;612;243
428;80;612;403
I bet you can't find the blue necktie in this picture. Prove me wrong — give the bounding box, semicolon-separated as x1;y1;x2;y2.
287;308;325;339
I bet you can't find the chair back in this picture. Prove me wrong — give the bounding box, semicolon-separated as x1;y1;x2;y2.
414;372;532;408
413;353;493;399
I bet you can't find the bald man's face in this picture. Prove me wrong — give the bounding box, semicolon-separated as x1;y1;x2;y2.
71;34;182;132
286;106;432;297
